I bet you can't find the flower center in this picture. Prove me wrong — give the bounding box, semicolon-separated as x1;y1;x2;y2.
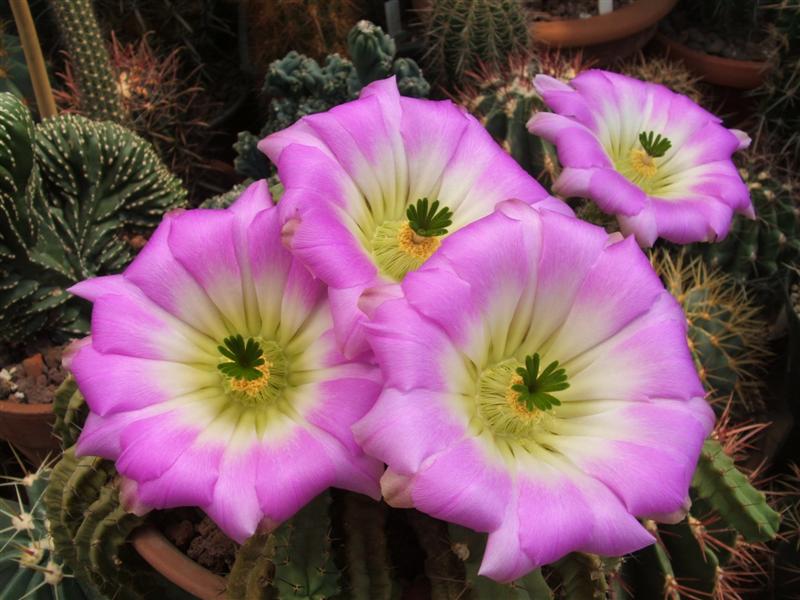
475;354;568;445
614;131;673;193
218;336;288;408
628;148;658;179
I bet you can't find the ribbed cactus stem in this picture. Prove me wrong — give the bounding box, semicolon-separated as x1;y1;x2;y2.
48;0;125;123
409;511;466;600
341;493;393;600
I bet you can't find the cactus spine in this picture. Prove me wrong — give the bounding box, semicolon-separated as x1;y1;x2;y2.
52;376;89;450
421;0;530;86
48;0;124;123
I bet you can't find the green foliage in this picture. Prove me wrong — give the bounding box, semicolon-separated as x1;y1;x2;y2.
406;198;453;237
421;0;530;86
0;463;100;599
44;448;189;599
692;439;780;542
234;21;429;179
218;334;266;381
48;0;125;122
0;93;186;344
691;162;800;282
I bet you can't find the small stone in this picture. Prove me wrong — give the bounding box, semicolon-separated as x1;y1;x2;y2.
22;354;44;378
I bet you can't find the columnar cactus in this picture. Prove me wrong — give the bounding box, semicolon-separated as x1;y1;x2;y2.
234;21;429;180
0;92;186;344
48;0;126;122
0;463;98;599
420;0;530;85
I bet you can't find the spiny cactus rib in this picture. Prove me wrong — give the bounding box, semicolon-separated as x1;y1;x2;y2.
410;512;466;600
0;462;99;599
421;0;530;85
658;519;719;596
53;375;90;450
340;493;393;600
48;0;126;123
692;439;781;542
552;553;612;600
447;524;552;599
227;531;275;600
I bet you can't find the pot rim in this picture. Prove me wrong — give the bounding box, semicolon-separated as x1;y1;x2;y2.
131;524;228;600
532;0;679;47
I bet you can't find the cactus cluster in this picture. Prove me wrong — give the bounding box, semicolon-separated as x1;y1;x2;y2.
48;0;126;123
615;54;705;104
234;20;430;181
43;448;188;599
654;250;772;413
420;0;530;86
0;461;98;599
0;92;186;344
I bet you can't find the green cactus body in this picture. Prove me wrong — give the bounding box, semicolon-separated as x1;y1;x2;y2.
0;31;35;107
0;93;186;344
446;524;552;600
234;22;429;179
227;532;275;599
655;250;771;412
48;0;125;122
339;493;394;600
0;463;100;599
551;553;614;600
691;439;780;543
458;67;560;188
694;165;800;281
421;0;530;86
52;376;89;450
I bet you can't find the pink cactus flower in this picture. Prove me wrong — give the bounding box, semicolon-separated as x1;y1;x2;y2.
260;77;571;357
353;200;714;582
64;181;383;543
528;69;753;247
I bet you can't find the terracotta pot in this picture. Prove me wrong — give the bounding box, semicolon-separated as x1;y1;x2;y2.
656;33;769;90
131;525;228;600
0;400;59;465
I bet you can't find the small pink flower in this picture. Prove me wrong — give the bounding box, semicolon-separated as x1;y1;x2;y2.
529;69;753;246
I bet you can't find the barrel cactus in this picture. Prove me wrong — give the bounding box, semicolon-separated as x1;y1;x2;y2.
0;462;99;599
0;93;186;344
233;21;429;180
419;0;530;86
654;250;771;413
690;159;800;282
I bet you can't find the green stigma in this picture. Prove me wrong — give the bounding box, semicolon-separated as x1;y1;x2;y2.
406;198;453;237
638;131;672;158
217;334;265;381
512;354;569;412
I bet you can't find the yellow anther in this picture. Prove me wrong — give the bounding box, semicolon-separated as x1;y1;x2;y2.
229;361;273;397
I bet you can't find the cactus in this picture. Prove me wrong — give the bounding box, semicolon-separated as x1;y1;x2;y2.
615;53;705;104
755;1;800;165
43;448;190;599
690;159;800;282
0;93;186;344
0;461;100;599
420;0;530;86
48;0;126;123
654;250;772;413
52;376;89;451
0;30;35;104
234;21;429;179
226;492;341;599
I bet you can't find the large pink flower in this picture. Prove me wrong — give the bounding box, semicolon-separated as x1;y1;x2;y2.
353;200;714;582
260;77;571;357
64;181;383;543
528;69;753;246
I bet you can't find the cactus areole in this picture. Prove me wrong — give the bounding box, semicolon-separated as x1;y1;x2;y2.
260;76;572;357
64;182;384;544
352;201;715;582
528;70;754;247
